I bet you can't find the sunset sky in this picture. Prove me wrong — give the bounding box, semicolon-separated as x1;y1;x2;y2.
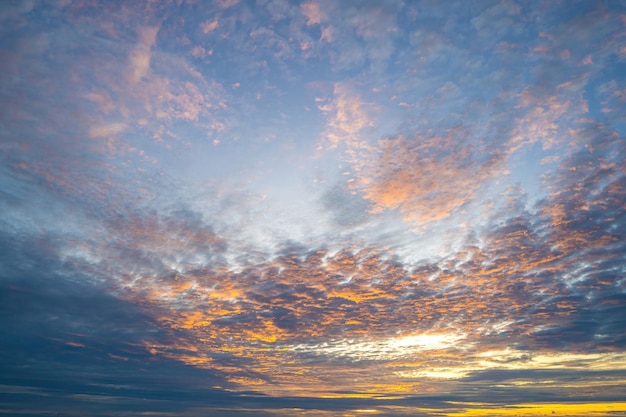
1;1;626;416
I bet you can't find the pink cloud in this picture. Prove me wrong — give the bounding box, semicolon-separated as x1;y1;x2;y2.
318;83;376;150
215;0;239;9
88;122;126;139
127;26;159;84
301;1;323;26
201;19;219;34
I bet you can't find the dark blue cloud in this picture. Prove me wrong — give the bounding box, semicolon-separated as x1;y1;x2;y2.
0;231;233;414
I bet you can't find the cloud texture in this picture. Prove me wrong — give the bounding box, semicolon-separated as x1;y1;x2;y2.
1;1;625;416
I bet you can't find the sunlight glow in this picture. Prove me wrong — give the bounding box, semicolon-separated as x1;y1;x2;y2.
289;332;465;361
388;333;464;350
444;402;626;417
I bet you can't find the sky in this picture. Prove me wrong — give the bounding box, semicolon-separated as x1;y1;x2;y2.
1;0;626;416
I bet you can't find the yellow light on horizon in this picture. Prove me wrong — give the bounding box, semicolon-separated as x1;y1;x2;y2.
444;402;626;417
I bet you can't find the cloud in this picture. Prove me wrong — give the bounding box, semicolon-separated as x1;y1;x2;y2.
201;19;219;34
318;83;376;150
216;0;239;10
104;184;624;393
301;1;323;26
359;131;505;226
128;25;160;84
88;122;127;138
1;1;626;414
0;231;239;416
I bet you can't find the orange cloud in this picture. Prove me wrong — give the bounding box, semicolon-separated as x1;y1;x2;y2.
359;131;503;226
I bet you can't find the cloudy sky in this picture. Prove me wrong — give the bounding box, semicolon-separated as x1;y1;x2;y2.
1;1;626;416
